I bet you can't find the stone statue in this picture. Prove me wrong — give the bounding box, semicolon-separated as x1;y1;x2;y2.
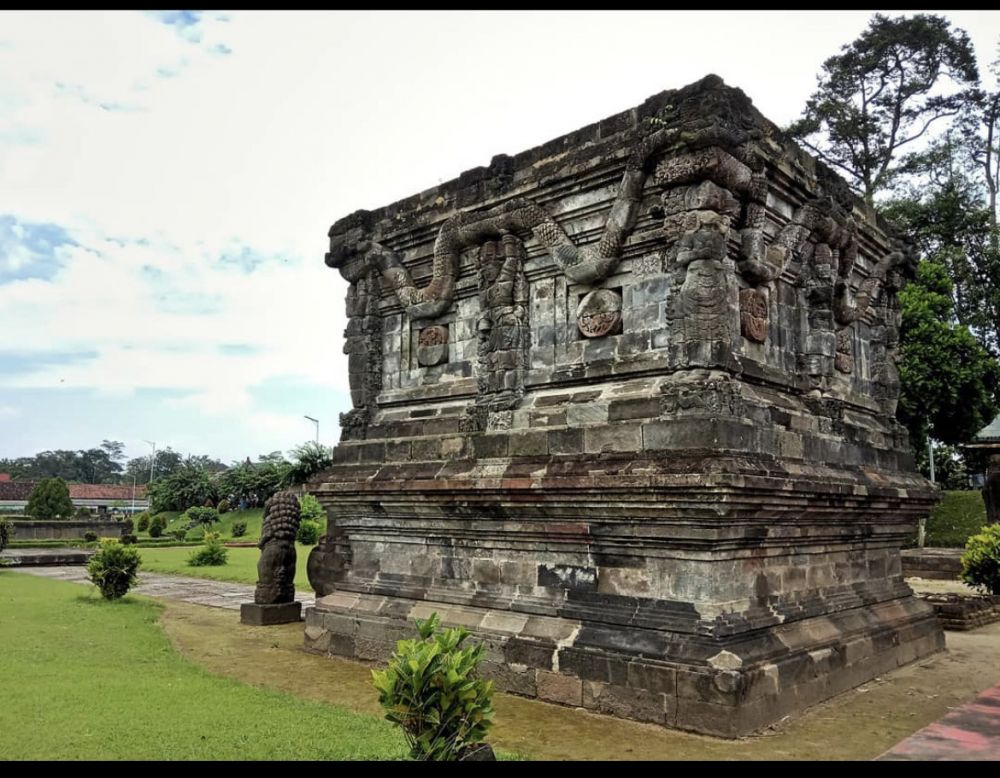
240;490;303;625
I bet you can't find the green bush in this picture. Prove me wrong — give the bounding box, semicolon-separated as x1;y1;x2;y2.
961;524;1000;595
217;499;230;514
148;514;166;538
231;520;247;538
83;531;98;542
121;518;134;533
188;531;228;567
120;533;137;545
0;517;13;551
296;519;320;545
371;612;494;761
25;478;74;520
298;493;325;523
169;528;188;542
86;538;141;600
76;506;92;518
135;513;150;532
183;506;220;529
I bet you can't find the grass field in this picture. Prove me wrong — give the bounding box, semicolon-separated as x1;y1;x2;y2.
138;545;313;591
0;570;407;760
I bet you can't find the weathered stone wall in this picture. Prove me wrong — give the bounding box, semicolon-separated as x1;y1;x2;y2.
307;75;943;737
11;520;123;541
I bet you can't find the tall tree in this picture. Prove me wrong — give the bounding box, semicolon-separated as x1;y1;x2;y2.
896;260;1000;450
789;13;979;205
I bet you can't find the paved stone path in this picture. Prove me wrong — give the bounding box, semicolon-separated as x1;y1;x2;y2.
15;565;315;612
878;680;1000;761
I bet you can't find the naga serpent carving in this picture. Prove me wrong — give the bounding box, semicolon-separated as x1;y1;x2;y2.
328;122;749;319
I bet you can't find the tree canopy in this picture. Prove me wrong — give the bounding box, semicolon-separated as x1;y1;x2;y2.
25;478;74;520
789;13;979;204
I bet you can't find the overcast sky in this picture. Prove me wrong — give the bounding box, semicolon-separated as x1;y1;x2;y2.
2;10;999;463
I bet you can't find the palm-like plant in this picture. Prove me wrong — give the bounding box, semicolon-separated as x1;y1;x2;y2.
284;441;334;487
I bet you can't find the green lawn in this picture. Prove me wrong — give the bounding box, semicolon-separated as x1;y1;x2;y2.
0;571;407;760
138;545;313;591
922;490;990;547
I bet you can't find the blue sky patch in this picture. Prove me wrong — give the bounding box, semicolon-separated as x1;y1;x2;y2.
0;215;75;283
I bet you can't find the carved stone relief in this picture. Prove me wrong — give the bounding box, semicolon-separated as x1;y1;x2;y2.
739;287;768;343
577;289;623;339
416;325;449;367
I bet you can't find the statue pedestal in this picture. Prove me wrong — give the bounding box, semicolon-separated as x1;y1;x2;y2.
241;601;302;626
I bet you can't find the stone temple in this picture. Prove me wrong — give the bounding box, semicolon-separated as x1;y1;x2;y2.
305;75;943;737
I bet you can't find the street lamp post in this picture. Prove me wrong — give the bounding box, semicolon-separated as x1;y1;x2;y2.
144;440;157;485
304;415;319;444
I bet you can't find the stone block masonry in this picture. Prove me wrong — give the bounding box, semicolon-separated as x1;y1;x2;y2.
305;75;943;737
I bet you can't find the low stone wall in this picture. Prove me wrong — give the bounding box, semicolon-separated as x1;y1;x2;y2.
901;548;964;580
11;519;124;541
917;593;1000;631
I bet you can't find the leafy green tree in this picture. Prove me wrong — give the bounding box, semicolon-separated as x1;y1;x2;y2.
124;447;183;485
147;465;220;513
880;134;1000;354
789;13;979;205
897;260;1000;450
218;460;289;508
25;477;74;520
284;442;334;487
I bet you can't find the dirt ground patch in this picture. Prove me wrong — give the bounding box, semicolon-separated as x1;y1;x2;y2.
160;601;1000;760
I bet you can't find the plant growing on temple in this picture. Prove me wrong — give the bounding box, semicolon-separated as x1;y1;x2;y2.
961;523;1000;594
188;531;228;567
86;538;141;600
25;477;74;520
371;612;495;761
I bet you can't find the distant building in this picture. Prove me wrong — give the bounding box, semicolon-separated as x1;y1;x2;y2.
0;476;149;514
964;414;1000;489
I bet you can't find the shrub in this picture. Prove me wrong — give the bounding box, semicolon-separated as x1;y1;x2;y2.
217;499;230;514
371;612;494;761
296;519;320;545
135;513;150;532
0;517;13;551
188;531;228;567
25;478;74;520
231;520;247;538
170;528;188;542
121;518;135;533
298;493;325;523
83;531;98;542
86;538;141;600
183;506;220;529
961;523;1000;595
76;506;92;518
120;533;138;545
148;514;166;538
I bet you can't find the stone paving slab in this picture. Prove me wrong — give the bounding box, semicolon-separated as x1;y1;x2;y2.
878;681;1000;761
11;565;315;612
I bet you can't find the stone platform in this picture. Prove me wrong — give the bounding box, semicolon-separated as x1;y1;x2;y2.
241;601;302;625
306;75;943;737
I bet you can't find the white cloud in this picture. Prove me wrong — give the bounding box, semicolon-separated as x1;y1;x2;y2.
2;10;999;460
